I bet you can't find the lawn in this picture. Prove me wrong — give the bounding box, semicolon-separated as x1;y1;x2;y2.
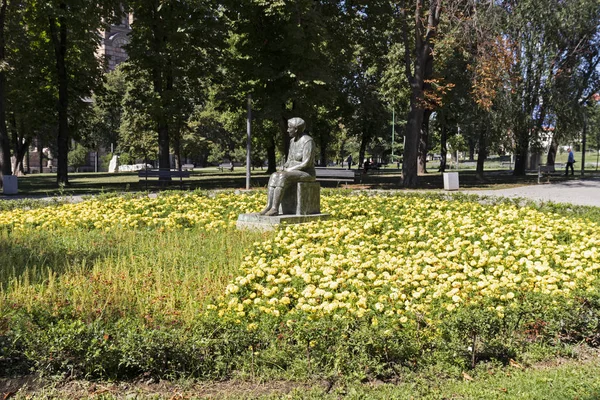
1;190;600;398
5;161;600;199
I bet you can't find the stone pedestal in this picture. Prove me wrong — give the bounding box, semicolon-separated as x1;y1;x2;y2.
443;172;459;191
2;175;18;195
237;212;329;231
280;181;321;215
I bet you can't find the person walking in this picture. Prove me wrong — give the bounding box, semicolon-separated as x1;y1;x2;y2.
566;148;575;176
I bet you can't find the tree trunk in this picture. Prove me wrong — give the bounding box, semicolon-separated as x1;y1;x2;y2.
475;125;486;180
513;130;529;176
173;133;181;170
439;114;447;172
400;0;442;188
358;132;369;169
11;136;30;177
153;67;170;176
0;0;11;177
38;140;43;172
280;115;289;165
402;102;423;188
157;120;170;171
546;133;560;172
417;109;431;174
266;134;276;174
468;138;475;161
49;9;70;186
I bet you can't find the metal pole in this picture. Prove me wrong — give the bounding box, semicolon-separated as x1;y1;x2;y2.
456;150;459;170
391;100;395;162
581;108;587;176
246;94;252;190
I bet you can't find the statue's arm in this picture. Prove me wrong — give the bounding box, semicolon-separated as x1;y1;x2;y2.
282;139;293;169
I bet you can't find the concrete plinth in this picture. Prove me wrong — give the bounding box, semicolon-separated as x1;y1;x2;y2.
237;213;329;231
443;172;459;191
2;175;18;195
280;181;321;215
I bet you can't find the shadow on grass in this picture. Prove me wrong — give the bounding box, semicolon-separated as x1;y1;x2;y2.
0;230;123;288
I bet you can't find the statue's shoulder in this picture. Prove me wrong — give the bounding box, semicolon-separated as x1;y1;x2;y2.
300;134;314;146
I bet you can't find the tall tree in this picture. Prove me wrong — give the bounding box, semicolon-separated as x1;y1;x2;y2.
0;0;11;181
342;1;395;169
398;0;443;188
544;0;600;169
124;0;225;174
498;0;600;175
82;65;127;153
21;0;122;186
8;4;56;174
225;0;347;173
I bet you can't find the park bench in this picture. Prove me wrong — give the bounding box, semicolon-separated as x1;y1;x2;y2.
366;163;390;174
217;162;243;172
537;163;566;183
314;167;358;185
181;164;194;171
138;169;191;189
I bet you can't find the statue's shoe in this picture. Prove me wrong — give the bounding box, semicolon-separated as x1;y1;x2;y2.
264;208;279;217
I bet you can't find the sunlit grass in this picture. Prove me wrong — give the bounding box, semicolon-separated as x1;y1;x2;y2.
2;226;270;326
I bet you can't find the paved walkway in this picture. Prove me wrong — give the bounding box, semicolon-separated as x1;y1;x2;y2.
461;177;600;207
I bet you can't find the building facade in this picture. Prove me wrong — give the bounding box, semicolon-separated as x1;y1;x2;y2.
97;14;132;71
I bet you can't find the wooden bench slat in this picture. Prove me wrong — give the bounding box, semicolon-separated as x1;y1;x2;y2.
314;168;357;183
138;170;191;178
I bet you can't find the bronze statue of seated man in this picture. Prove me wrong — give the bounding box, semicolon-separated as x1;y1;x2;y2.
258;117;316;216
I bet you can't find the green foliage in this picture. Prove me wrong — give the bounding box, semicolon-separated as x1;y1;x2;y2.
123;0;227;170
5;288;600;381
118;66;158;161
81;66;127;151
68;143;89;171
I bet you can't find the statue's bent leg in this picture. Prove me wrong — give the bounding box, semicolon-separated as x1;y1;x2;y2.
264;187;283;216
258;173;282;215
258;186;275;215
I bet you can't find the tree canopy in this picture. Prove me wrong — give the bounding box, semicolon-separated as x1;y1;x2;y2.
0;0;599;187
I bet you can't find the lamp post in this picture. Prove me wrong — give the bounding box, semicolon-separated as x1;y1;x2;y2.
391;100;395;163
582;106;587;176
246;94;252;190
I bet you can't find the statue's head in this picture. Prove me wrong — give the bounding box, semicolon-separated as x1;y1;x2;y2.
287;117;306;137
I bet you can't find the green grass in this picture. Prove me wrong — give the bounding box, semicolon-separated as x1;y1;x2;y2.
284;359;600;400
5;157;600;198
6;355;600;399
1;223;270;319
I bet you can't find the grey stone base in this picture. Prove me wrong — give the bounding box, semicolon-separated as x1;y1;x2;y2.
280;181;321;215
237;213;330;231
